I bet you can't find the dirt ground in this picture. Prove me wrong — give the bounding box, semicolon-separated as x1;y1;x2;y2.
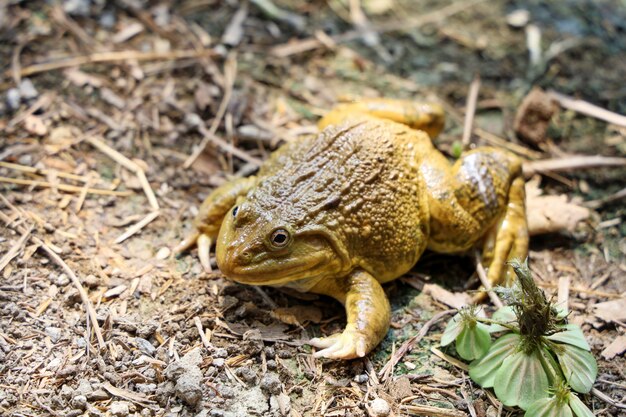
1;1;625;416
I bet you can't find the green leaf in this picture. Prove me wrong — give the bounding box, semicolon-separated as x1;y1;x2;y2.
494;349;550;410
469;333;520;388
525;397;573;417
568;393;594;417
456;322;492;360
555;345;597;393
489;305;517;333
441;313;463;347
546;324;591;351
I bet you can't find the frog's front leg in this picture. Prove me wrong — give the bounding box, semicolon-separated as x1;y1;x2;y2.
175;176;257;271
309;270;390;360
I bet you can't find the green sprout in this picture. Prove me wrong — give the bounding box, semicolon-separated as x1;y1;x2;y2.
440;259;597;415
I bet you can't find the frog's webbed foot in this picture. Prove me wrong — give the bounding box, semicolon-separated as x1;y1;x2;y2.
173;231;213;272
310;325;370;359
309;270;390;360
473;176;528;303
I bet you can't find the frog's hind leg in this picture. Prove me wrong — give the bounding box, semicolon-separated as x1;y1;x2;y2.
175;176;257;271
477;175;528;296
318;98;445;138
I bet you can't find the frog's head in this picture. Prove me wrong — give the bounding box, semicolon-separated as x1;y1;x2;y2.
215;198;349;286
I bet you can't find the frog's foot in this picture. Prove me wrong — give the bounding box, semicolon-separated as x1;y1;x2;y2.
173;231;213;272
473;176;528;303
310;326;370;360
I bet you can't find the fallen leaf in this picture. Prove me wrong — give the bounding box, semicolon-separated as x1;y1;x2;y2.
526;177;590;235
514;87;558;145
600;335;626;360
593;299;626;323
423;283;471;309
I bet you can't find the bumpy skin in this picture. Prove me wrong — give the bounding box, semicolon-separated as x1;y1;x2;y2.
177;98;528;360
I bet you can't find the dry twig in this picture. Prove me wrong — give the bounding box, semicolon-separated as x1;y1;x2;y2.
0;176;132;196
474;251;504;308
461;75;481;149
10;49;215;78
523;155;626;176
548;90;626;128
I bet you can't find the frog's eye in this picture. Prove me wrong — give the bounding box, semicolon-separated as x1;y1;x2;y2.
232;206;239;217
270;229;290;248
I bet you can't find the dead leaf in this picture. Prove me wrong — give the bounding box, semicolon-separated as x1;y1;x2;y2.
593;299;626;324
526;177;590;235
423;283;470;309
514;87;558;145
271;305;323;326
600;335;626;360
101;381;155;405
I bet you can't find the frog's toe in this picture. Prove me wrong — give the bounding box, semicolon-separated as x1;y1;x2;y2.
310;330;369;360
197;233;213;272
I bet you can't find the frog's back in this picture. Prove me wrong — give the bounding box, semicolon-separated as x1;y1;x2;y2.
251;116;432;282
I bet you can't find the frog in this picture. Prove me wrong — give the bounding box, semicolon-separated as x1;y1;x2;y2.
176;98;528;360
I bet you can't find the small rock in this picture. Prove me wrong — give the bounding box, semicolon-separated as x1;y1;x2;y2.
235;367;257;384
135;337;156;355
213;348;228;358
110;401;130;416
212;358;225;368
45;327;63;343
209;410;224;417
6;88;20;111
165;348;204;407
155;247;170;260
266;359;277;370
354;374;368;384
87;389;110;401
260;372;282;395
19;79;38;100
184;113;203;130
54;273;70;286
71;395;87;410
64;0;90;16
506;9;530;28
99;10;116;28
82;274;99;288
60;384;74;399
75;379;93;397
135;383;157;394
369;398;390;417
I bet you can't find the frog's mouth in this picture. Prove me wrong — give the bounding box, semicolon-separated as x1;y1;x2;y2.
217;246;336;286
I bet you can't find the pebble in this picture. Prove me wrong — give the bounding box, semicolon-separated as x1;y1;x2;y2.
87;389;110;401
70;395;87;410
19;79;38;100
110;401;130;416
135;337;157;356
99;10;116;28
212;358;225;368
260;372;282;395
6;88;20;111
45;327;63;343
213;348;228;358
63;0;90;16
506;9;530;28
354;374;368;384
75;379;93;396
369;398;390;417
155;247;170;260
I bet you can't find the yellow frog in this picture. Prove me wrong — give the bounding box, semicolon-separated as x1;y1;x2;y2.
176;98;528;360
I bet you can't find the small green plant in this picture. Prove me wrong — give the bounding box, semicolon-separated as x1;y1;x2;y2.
441;259;597;416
